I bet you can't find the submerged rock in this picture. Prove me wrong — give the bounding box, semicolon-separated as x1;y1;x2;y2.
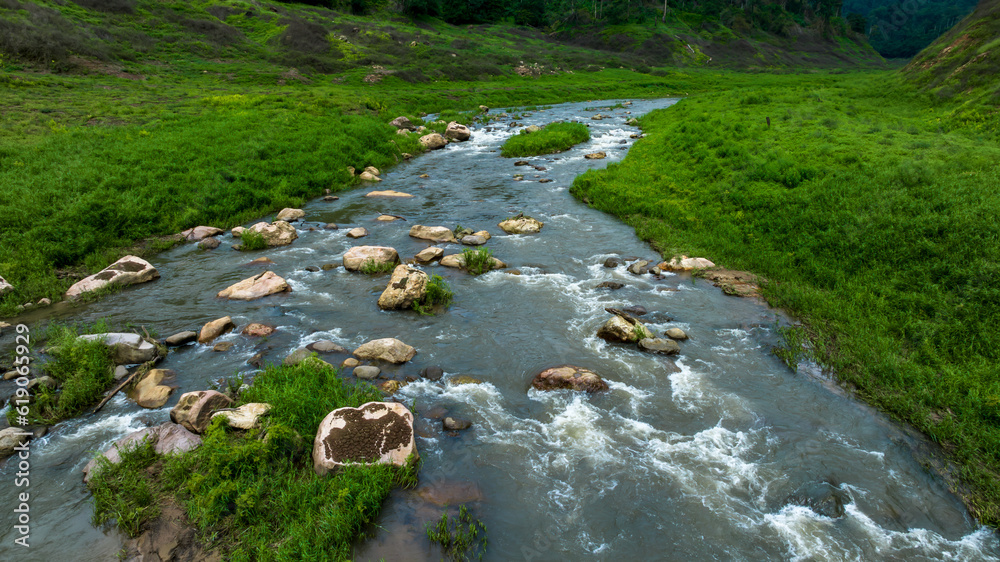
443;417;472;431
531;365;608;393
66;256;159;298
366;190;413;198
312;402;417;476
420;366;445;381
638;338;680;355
306;340;348;354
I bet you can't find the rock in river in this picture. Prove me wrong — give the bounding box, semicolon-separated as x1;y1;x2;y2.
131;369;175;409
410;225;457;243
595;316;642;343
79;333;160;364
531;365;608;393
276;208;305;222
198;316;235;344
498;216;543;234
83;422;201;484
217;271;290;300
353;338;416;364
420;133;447;150
66;256;159;298
313;402;417;476
378;265;429;310
170;390;233;434
638;338;681;355
343;246;399;271
243;220;298;246
444;121;471;141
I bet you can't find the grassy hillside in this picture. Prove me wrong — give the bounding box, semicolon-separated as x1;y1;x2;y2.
571;72;1000;524
903;0;1000;106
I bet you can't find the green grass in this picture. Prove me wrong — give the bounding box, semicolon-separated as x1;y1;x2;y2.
89;360;418;560
426;504;488;562
570;72;1000;524
413;274;453;315
8;322;116;425
500;121;590;157
236;229;267;251
359;258;397;275
461;247;495;276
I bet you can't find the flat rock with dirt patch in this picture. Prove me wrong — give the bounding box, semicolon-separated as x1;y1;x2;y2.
313;402;417;476
66;256;159;298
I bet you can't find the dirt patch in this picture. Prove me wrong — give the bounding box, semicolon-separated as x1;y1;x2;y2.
68;56;145;80
123;499;220;561
695;268;762;299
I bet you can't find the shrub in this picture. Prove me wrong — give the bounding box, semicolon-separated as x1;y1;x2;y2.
461;247;494;275
500;122;590;157
238;229;268;251
413;275;453;315
360;259;396;274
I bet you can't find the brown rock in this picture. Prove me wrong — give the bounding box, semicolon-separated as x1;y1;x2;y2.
242;323;275;337
378;265;429;310
366;190;413;198
444;121;471;141
353;338;416;364
585;152;607;159
414;247;444;264
346;227;369;239
531;365;608;393
131;369;175;409
170;391;233;434
409;225;457;243
498;216;544;234
313;402;417;476
419;133;446;150
198;316;235;344
217;271;290;300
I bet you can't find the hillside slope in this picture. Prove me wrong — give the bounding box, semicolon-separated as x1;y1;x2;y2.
903;0;1000;103
0;0;883;77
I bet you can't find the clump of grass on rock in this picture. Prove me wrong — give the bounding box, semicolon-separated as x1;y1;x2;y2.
413;274;453;315
461;247;495;276
500;122;590;157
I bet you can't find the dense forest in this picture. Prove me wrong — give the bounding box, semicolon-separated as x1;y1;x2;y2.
843;0;979;57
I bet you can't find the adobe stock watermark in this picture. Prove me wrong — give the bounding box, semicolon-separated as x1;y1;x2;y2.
10;323;33;548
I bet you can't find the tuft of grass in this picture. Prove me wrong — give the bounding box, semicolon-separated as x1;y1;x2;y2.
461;247;494;276
426;504;488;562
359;259;397;275
500;121;590;158
632;323;652;341
237;229;268;251
413;274;453;316
9;324;116;426
90;360;418;559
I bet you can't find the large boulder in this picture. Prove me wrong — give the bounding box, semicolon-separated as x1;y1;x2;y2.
378;265;429;310
198;316;235;344
131;369;175;409
170;391;233;434
66;256;159;298
498;216;543;234
313;402;417;476
343;246;399;271
596;316;642;343
444;121;471;141
0;427;30;460
211;403;271;430
275;208;305;222
82;423;202;484
661;255;716;271
0;275;12;296
440;254;506;271
217;271;290;300
353;338;416;364
79;333;159;365
245;221;298;246
180;226;223;241
420;133;447;150
531;365;609;393
410;225;457;243
390;116;415;130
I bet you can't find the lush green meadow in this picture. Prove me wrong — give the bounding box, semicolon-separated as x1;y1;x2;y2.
571;73;1000;523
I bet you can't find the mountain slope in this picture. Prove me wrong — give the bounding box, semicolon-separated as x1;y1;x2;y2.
903;0;1000;103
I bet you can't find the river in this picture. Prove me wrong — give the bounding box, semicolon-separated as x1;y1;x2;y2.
1;98;997;561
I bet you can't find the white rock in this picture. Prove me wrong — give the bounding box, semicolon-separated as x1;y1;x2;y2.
66;256;159;298
313;402;417;476
343;246;399;271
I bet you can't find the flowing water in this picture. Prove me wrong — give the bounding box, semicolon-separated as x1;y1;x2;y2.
1;98;998;561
